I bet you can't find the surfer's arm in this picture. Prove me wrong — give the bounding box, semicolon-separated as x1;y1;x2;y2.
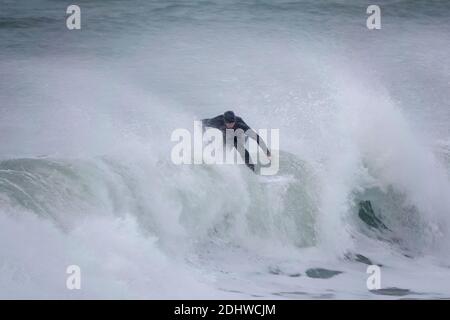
201;118;210;127
238;119;271;157
201;115;223;130
246;129;271;157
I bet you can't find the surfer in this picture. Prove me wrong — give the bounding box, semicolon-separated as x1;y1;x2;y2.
201;111;271;171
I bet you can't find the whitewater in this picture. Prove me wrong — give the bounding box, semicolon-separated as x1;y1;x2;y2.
1;0;450;299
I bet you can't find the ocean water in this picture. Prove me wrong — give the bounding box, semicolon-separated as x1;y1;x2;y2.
1;0;450;299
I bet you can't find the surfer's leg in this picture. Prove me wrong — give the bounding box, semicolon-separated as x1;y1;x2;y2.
236;146;254;171
233;136;254;172
244;149;255;172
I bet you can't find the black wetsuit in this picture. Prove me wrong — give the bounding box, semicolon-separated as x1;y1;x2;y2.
201;115;271;171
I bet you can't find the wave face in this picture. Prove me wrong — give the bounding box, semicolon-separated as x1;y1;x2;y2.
1;0;450;298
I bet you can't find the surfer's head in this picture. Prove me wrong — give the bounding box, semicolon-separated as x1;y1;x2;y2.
224;111;236;128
